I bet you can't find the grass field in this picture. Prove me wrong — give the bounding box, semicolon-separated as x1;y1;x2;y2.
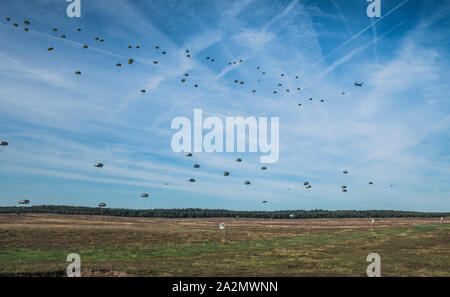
0;214;448;277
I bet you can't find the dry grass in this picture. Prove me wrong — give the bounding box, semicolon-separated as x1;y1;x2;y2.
0;214;448;277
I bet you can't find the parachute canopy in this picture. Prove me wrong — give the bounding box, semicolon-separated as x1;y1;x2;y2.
189;178;196;183
98;203;106;208
93;163;104;168
185;153;193;157
193;164;200;169
0;141;8;146
343;170;349;174
223;172;230;177
244;181;251;185
18;199;30;205
261;167;267;170
236;158;242;162
141;193;149;198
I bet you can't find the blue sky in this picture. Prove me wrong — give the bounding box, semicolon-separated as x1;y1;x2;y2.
0;0;449;211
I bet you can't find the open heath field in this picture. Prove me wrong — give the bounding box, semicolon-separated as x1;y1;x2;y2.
0;214;448;277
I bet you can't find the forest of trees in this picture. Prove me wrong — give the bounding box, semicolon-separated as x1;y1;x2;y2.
0;205;448;219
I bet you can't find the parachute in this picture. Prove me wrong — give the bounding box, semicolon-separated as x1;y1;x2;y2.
98;203;106;208
162;51;166;55
261;166;267;170
140;89;146;93
128;59;134;65
52;28;58;32
189;178;196;183
193;164;200;169
18;199;30;205
75;71;82;75
24;28;29;32
141;193;149;198
0;141;8;146
77;28;82;32
262;200;268;203
343;170;348;174
61;35;66;39
236;158;242;162
48;47;54;51
244;181;251;185
194;84;199;88
303;181;309;186
252;90;256;93
93;163;104;168
116;63;122;67
6;17;11;21
185;153;193;157
223;172;230;177
153;61;158;64
368;181;374;185
82;45;88;49
341;185;347;189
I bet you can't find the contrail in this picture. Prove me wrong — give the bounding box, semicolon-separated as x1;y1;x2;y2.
323;0;409;60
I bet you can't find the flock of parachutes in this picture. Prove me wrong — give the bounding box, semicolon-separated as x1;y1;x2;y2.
2;16;390;209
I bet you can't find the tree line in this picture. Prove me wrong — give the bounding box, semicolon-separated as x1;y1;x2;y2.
0;205;448;219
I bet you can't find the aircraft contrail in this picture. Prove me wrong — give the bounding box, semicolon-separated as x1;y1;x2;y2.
323;0;410;60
